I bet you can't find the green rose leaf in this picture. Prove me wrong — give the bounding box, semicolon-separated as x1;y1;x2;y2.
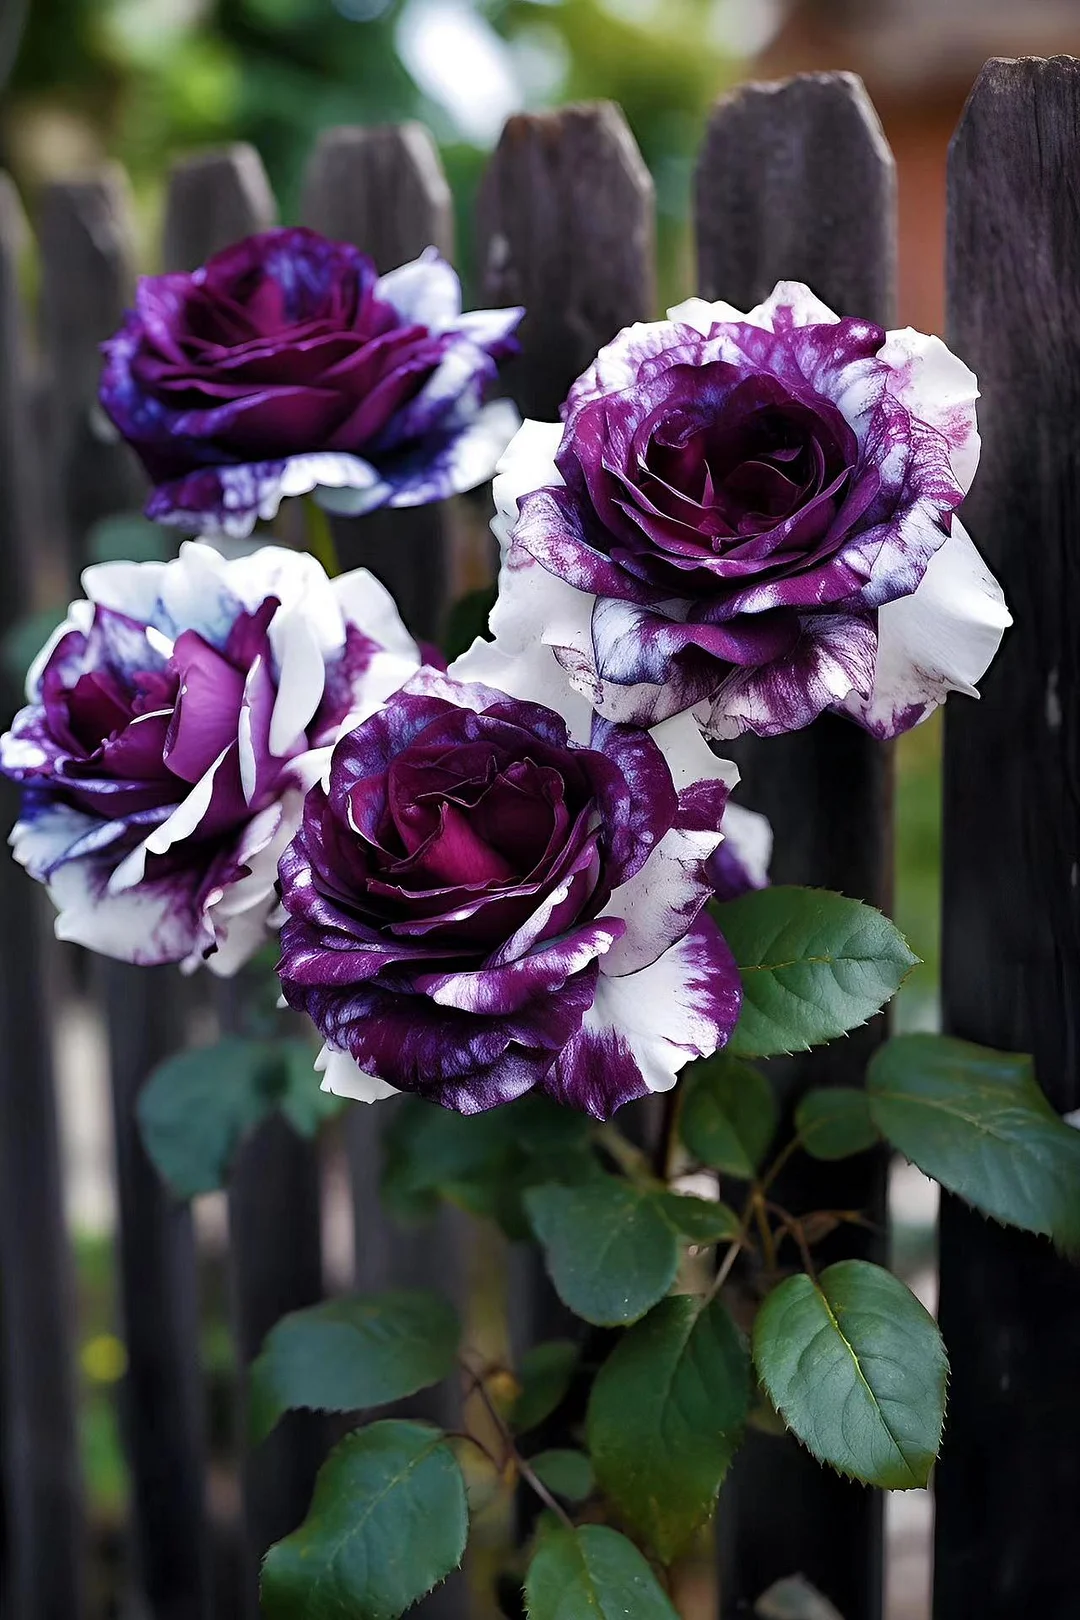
249;1290;460;1444
512;1339;580;1434
868;1033;1080;1252
587;1293;750;1561
524;1525;679;1620
752;1259;946;1489
795;1087;879;1161
679;1054;777;1177
716;887;918;1058
525;1179;680;1327
656;1191;741;1244
137;1037;277;1198
382;1093;596;1237
529;1448;595;1502
261;1420;467;1620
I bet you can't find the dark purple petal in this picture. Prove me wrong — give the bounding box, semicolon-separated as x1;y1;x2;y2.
101;228;521;538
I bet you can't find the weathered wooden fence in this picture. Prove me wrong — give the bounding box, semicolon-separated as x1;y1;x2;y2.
0;53;1077;1620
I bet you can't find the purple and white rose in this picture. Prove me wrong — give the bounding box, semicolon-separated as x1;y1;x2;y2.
276;657;748;1119
0;542;422;973
483;281;1010;740
100;229;523;539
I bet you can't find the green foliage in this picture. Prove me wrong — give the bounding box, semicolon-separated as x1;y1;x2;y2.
137;1036;337;1199
529;1448;594;1503
868;1033;1080;1252
679;1054;777;1177
716;887;918;1058
795;1087;879;1161
382;1092;597;1236
525;1178;680;1327
752;1260;947;1490
249;1290;459;1444
261;1420;468;1620
655;1191;740;1243
587;1293;749;1561
524;1524;679;1620
511;1339;580;1435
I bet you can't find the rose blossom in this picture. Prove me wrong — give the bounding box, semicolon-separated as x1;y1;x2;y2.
100;229;523;539
276;653;748;1118
482;281;1010;741
0;543;422;973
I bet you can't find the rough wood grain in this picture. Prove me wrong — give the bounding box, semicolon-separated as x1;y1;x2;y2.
695;73;896;1620
301;123;454;639
938;54;1080;1620
163;145;277;272
304;122;453;266
100;963;211;1620
301;127;468;1616
0;170;86;1620
477;101;655;421
161;145;327;1607
36;170;214;1620
37;171;145;555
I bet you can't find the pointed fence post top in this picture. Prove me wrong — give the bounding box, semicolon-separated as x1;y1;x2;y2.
302;122;454;265
696;70;895;326
164;143;277;272
477;100;655;420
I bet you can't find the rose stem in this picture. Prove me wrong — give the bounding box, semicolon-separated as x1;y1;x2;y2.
302;494;341;578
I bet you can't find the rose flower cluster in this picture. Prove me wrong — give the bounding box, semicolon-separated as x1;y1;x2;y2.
0;228;1008;1118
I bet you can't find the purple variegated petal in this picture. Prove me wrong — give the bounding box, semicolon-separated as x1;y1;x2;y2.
705;612;878;741
2;541;420;974
708;800;773;901
546;913;741;1118
844;518;1010;738
147;452;386;539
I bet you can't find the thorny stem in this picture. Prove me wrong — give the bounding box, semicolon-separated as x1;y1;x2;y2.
595;1121;659;1187
752;1190;777;1279
758;1134;801;1196
766;1200;820;1282
462;1361;575;1532
705;1133;809;1304
651;1089;681;1180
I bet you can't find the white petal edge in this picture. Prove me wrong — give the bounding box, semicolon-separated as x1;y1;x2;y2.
719;801;773;890
315;1043;399;1104
849;518;1011;736
492;418;565;557
588;928;728;1094
879;327;981;494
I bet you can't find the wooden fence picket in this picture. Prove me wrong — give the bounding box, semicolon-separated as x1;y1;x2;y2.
0;169;85;1620
301;123;455;639
474;101;656;1374
36;172;215;1620
940;53;1080;1620
694;72;896;1620
477;101;656;423
159;144;327;1609
300;124;471;1620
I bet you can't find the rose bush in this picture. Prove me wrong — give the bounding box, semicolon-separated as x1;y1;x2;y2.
483;281;1010;740
276;661;749;1118
0;542;421;972
100;229;523;538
